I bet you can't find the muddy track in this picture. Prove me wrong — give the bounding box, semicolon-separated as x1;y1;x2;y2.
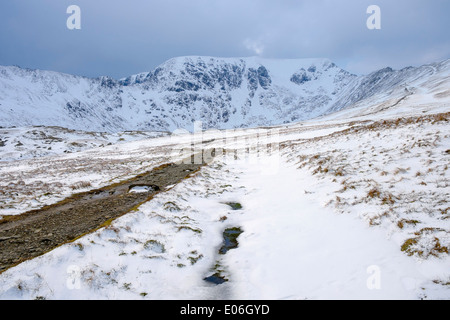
0;161;203;273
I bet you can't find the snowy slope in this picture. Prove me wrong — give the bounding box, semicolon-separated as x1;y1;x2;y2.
1;57;448;133
0;126;167;161
0;57;449;300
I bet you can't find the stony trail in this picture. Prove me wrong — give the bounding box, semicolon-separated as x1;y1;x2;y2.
0;162;203;273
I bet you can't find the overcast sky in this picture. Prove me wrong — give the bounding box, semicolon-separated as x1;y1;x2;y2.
0;0;449;79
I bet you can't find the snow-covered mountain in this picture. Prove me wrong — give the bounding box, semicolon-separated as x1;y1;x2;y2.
0;57;449;300
0;56;449;132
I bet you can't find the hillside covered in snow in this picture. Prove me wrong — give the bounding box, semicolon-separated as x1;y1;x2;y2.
0;69;449;299
1;56;449;133
0;55;449;301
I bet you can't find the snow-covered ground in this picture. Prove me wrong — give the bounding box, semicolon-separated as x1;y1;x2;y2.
225;160;448;300
0;153;448;299
0;126;167;162
0;93;448;299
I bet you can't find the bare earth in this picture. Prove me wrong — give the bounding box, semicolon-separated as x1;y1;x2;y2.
0;162;203;273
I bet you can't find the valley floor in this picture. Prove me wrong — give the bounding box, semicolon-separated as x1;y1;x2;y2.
0;109;448;300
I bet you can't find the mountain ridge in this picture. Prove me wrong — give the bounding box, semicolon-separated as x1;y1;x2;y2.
0;56;448;133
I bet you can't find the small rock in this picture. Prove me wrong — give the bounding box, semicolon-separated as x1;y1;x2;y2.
41;238;52;245
0;236;19;242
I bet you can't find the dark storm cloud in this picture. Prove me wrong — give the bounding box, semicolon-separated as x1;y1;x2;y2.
0;0;449;78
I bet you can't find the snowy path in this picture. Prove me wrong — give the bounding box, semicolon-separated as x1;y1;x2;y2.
0;154;448;300
220;157;448;300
